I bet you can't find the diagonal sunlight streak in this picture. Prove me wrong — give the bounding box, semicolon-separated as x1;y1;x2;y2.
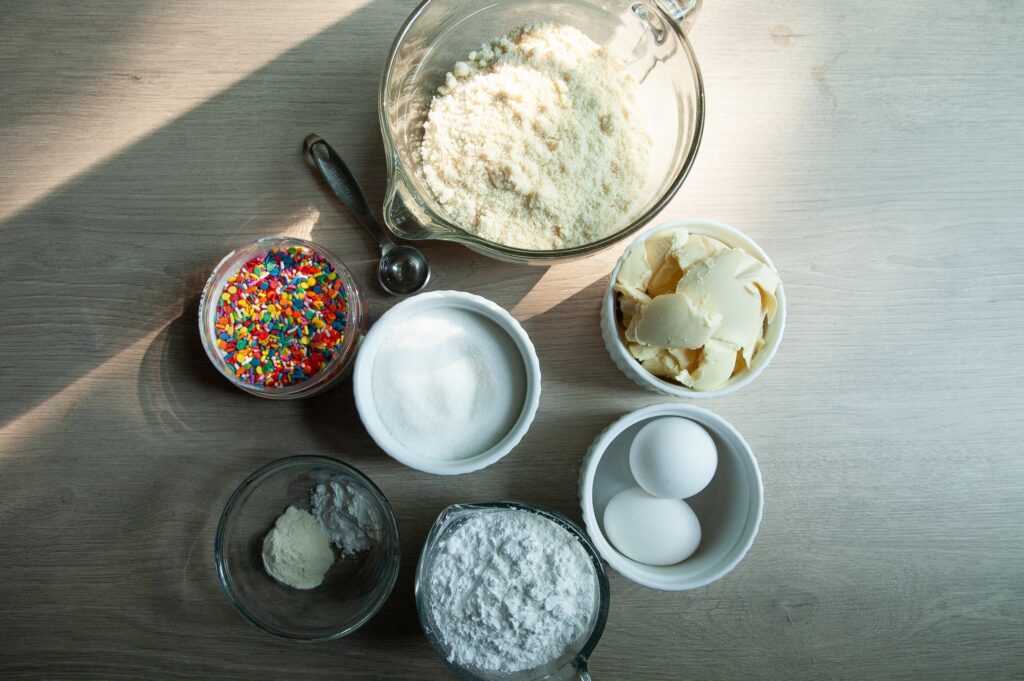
0;205;329;434
511;248;622;321
280;207;320;241
0;0;372;225
505;0;824;322
0;318;175;457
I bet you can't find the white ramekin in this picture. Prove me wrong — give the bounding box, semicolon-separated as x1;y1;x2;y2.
353;291;541;475
579;403;764;591
601;218;786;399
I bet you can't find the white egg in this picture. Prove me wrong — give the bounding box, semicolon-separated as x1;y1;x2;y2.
629;417;718;499
602;487;701;566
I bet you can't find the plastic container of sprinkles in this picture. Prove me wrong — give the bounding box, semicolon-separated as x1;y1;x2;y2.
199;237;368;399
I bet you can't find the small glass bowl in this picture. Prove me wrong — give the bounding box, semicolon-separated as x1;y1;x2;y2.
198;237;369;399
214;456;401;642
415;502;610;680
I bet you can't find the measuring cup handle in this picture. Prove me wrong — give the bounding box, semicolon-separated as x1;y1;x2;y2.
304;133;392;252
574;660;593;680
656;0;702;34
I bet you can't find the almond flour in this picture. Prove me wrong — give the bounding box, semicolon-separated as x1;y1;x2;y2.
421;23;652;250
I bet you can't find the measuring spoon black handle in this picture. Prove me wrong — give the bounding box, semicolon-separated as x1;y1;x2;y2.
304;133;391;253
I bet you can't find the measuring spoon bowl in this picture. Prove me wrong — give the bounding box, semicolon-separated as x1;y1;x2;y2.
378;244;430;296
304;133;430;296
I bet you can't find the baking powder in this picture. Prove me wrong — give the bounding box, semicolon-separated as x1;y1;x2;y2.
310;481;380;557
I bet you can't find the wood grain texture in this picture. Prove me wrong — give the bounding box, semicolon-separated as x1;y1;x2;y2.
1;0;1022;679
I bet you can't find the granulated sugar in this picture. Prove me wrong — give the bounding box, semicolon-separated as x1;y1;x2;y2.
426;509;598;673
370;307;526;460
421;23;652;250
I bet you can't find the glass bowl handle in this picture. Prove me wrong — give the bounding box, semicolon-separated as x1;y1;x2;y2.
566;659;593;681
548;657;592;680
654;0;702;34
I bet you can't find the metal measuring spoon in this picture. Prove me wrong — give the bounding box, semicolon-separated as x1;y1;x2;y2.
304;134;430;296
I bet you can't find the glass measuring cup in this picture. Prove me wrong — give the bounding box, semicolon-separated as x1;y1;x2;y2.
415;502;611;680
379;0;705;263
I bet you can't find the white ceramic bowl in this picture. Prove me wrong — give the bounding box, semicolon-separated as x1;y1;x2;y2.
601;218;786;399
579;403;764;591
353;291;541;475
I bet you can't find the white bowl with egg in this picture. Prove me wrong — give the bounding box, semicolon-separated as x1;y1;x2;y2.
354;291;541;475
579;403;764;591
601;218;786;398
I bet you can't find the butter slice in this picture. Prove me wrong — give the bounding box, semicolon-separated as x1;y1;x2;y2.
678;338;739;391
628;345;699;379
616;241;652;293
614;285;651;328
646;229;690;297
647;259;684;298
644;230;679;272
627;342;661;362
671;233;727;271
675;248;777;365
665;347;700;373
632;292;722;349
641;352;681;379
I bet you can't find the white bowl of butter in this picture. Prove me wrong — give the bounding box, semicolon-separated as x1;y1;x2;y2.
601;218;785;398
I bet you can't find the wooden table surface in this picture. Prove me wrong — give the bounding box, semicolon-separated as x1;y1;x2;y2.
1;1;1022;679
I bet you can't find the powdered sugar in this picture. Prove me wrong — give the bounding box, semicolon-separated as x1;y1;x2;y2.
425;509;598;673
309;481;380;557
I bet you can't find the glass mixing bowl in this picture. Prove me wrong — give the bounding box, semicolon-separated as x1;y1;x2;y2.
415;502;610;680
379;0;705;263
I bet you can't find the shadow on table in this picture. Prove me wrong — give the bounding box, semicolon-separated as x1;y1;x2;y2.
0;1;507;675
522;276;629;395
136;296;240;435
2;2;552;432
0;0;545;436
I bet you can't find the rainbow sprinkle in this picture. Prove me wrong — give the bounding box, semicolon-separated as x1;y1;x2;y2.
214;245;348;388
